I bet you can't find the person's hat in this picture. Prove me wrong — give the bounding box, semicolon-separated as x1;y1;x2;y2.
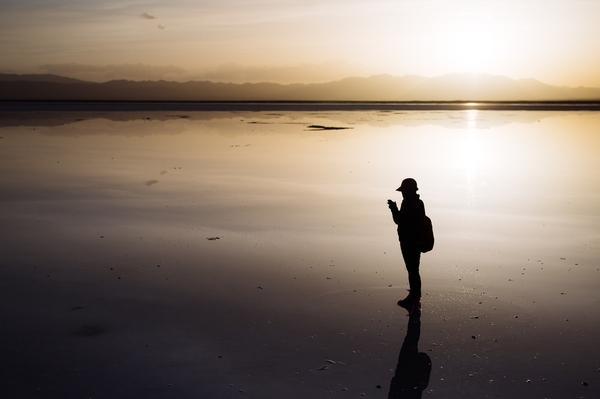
396;178;418;192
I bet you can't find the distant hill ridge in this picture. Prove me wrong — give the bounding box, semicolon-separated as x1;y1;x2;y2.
1;73;600;101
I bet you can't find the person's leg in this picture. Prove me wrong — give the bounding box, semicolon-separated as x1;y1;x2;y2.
401;243;421;298
407;257;421;297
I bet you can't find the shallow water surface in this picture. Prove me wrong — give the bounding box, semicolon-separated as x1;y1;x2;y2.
1;110;599;398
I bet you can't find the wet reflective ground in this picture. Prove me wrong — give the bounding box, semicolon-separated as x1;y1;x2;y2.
1;109;599;398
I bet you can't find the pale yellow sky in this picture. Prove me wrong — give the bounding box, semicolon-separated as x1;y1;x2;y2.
1;0;599;86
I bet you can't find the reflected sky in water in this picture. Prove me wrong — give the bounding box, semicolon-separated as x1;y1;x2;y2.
0;110;599;398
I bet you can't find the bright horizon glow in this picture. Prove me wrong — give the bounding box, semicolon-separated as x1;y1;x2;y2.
1;0;599;86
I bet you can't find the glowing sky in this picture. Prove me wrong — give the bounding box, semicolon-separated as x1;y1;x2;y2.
1;0;599;85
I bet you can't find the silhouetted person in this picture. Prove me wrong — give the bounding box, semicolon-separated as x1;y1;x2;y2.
388;178;426;306
388;304;431;399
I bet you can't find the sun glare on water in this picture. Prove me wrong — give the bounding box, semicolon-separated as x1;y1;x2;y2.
462;109;484;202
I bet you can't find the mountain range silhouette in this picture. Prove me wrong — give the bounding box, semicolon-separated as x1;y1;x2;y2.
1;73;599;101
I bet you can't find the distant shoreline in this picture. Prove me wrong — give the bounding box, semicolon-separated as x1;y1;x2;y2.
2;100;600;111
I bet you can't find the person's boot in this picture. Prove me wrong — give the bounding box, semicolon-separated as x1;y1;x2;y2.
397;291;420;307
396;292;411;307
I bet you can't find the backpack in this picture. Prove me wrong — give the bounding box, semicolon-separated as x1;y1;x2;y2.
419;215;434;253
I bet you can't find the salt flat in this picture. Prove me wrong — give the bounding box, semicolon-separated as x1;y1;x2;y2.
1;109;599;398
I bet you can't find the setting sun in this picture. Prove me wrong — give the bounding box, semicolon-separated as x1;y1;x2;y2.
441;21;503;73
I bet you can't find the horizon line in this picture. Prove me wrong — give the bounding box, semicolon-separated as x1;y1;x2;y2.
3;100;600;112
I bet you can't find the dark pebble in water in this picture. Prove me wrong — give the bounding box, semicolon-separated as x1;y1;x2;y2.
307;124;352;130
582;381;588;387
206;236;221;240
145;179;159;186
70;306;85;311
471;335;477;339
256;286;263;290
376;385;382;389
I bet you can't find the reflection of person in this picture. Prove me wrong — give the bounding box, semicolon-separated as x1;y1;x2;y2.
388;178;425;306
388;305;431;399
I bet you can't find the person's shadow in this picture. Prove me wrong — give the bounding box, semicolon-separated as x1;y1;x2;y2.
388;304;432;398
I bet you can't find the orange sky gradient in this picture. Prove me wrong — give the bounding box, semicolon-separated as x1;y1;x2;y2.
1;0;599;86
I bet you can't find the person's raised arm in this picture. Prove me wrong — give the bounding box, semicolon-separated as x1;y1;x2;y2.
388;200;401;225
